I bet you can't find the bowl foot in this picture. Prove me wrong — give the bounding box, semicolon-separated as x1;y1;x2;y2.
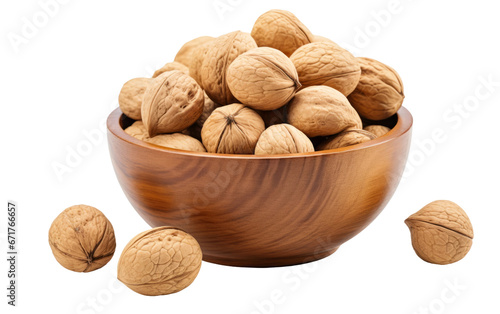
202;247;340;268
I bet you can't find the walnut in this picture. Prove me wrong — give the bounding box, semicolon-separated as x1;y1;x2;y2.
287;86;362;137
174;36;214;67
188;39;213;85
227;47;301;110
152;61;189;78
117;227;202;296
48;205;116;272
141;70;204;137
124;121;148;140
317;129;376;150
201;103;265;154
290;42;361;96
363;125;391;138
251;9;314;57
146;133;206;152
255;124;314;155
405;200;474;265
118;78;153;120
199;31;257;105
348;57;405;120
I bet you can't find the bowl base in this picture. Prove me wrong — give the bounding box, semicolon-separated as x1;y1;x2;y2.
202;247;340;268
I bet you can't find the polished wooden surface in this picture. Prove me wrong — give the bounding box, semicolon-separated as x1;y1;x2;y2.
107;107;412;267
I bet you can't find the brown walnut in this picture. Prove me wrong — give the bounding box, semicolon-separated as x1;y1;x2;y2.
146;133;206;152
117;227;202;296
287;86;362;137
290;42;361;96
174;36;214;67
318;129;376;150
201;103;265;154
364;125;391;138
48;205;116;272
227;47;301;110
255;124;314;155
141;70;204;137
251;9;314;57
118;78;153;120
348;57;404;120
153;61;189;78
405;200;474;265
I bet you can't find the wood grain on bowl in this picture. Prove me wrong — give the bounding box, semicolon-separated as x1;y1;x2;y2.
107;107;412;267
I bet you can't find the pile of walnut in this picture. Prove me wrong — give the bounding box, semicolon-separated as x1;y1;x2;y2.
119;9;404;154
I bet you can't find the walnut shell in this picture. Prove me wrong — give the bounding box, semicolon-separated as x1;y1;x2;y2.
201;103;265;154
124;121;148;140
287;86;362;137
290;42;361;96
251;9;314;57
318;129;376;150
118;78;153;120
199;31;257;105
117;227;202;296
142;70;204;137
255;124;314;155
49;205;116;272
405;200;474;265
174;36;214;67
152;61;189;78
348;57;404;120
146;133;206;152
364;125;391;138
227;47;301;110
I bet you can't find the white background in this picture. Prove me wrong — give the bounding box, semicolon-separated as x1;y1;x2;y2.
1;0;499;313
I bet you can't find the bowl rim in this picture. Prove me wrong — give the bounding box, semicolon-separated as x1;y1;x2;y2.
107;106;413;159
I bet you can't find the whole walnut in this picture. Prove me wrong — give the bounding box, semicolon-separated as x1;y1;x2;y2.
318;129;376;150
255;124;314;155
125;121;149;141
227;47;301;110
174;36;214;67
199;31;257;105
364;125;391;138
117;227;202;296
251;9;314;57
288;86;362;137
290;42;361;96
146;133;206;152
152;61;189;78
142;70;204;137
348;57;405;120
405;200;473;265
201;103;265;154
119;78;153;120
49;205;116;272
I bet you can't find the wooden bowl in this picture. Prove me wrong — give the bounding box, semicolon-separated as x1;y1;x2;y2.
107;107;412;267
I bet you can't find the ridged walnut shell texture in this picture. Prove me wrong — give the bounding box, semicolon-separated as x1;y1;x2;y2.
146;133;206;152
174;36;214;67
188;39;213;85
288;86;362;137
405;200;474;265
318;129;376;150
255;123;314;155
117;227;202;296
49;205;116;272
118;78;153;120
348;57;405;120
364;125;391;138
251;9;314;57
141;71;204;137
152;61;189;78
201;103;265;154
227;47;301;110
290;42;361;96
200;31;257;105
